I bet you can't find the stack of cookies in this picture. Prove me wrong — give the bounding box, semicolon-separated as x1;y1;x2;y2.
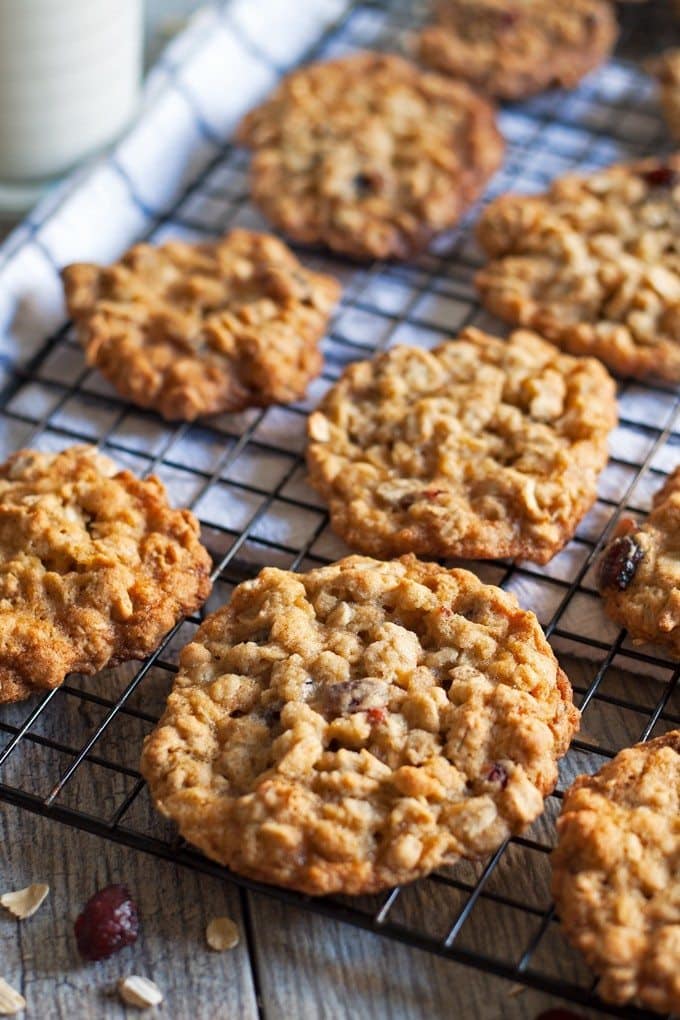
2;2;678;1013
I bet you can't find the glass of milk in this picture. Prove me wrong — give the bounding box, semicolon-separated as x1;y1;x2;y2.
0;0;143;212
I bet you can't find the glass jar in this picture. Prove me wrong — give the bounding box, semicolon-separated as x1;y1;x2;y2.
0;0;143;210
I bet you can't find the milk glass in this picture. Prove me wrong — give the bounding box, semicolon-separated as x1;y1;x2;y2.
0;0;143;206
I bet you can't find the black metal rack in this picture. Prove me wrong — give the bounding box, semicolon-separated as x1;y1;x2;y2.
0;2;678;1016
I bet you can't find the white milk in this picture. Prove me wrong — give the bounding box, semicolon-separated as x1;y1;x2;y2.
0;0;143;181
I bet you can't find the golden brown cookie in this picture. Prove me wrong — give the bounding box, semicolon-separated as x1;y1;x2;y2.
552;731;680;1014
307;328;617;565
416;0;617;101
476;155;680;383
141;554;579;895
0;446;212;704
63;229;340;422
236;52;504;261
649;50;680;140
598;467;680;657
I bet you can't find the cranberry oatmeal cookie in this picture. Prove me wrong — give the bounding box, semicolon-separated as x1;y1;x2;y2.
416;0;616;101
598;467;680;657
63;230;340;422
307;328;616;564
552;731;680;1014
649;50;680;140
236;52;504;261
0;446;212;704
476;155;680;383
141;554;578;895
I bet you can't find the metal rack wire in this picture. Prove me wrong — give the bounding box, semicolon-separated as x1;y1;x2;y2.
0;2;678;1016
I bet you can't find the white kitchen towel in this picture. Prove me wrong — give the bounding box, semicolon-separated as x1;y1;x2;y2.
0;0;677;687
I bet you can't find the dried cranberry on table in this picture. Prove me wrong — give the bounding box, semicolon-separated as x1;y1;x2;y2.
74;884;139;961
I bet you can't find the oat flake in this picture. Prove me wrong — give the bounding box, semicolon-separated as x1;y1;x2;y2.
0;884;49;920
117;976;163;1009
206;916;240;951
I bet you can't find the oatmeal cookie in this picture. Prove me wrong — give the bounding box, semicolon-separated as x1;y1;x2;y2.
63;230;340;422
476;155;680;383
416;0;616;101
598;467;680;657
649;50;680;140
306;328;617;564
0;446;212;704
236;52;504;261
141;554;578;895
552;731;680;1014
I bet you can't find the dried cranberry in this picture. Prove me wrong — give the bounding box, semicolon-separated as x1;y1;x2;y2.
399;489;444;510
486;763;509;788
353;173;373;196
74;884;139;961
598;534;644;591
353;171;384;196
640;165;677;188
366;706;386;725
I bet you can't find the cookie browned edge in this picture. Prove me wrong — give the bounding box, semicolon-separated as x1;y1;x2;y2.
416;0;617;101
141;554;579;895
306;330;616;565
552;730;680;1014
236;52;505;261
0;447;213;703
62;231;341;421
474;154;680;383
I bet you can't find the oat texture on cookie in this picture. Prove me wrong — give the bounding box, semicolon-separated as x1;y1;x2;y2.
236;52;504;261
0;446;212;704
141;555;579;895
416;0;617;101
476;155;680;382
63;229;340;421
306;328;616;564
598;467;680;657
552;731;680;1014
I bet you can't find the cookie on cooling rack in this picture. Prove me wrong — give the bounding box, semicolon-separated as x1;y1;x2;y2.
552;730;680;1014
597;468;680;657
235;52;504;261
62;229;341;422
306;327;617;564
649;50;680;140
141;554;579;895
416;0;617;101
476;155;680;383
0;446;212;704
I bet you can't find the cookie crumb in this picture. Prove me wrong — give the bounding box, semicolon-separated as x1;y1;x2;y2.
117;976;163;1009
206;916;240;951
0;884;49;920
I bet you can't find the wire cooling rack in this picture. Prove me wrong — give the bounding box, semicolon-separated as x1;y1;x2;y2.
0;2;678;1016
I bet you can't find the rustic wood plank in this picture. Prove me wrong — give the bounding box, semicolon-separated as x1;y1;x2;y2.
0;803;259;1020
